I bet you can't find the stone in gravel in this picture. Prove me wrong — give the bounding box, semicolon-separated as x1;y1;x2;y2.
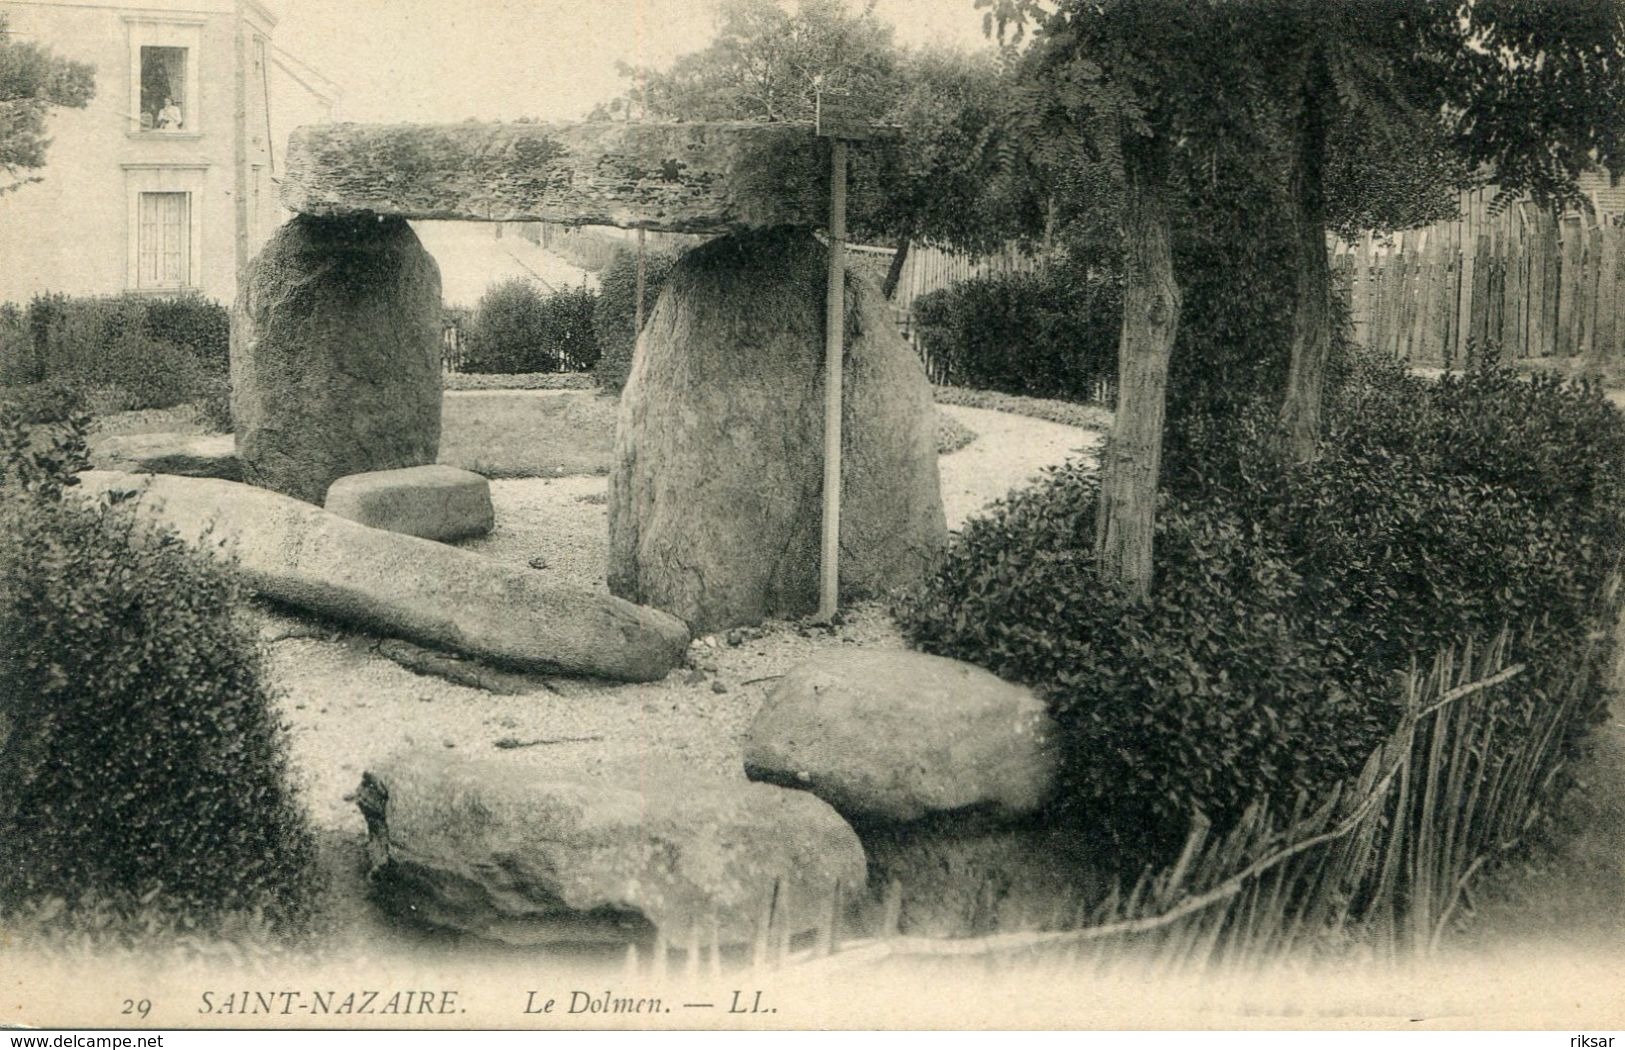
74;471;689;683
90;432;241;481
357;750;865;947
609;227;947;633
325;464;494;542
744;649;1058;824
234;214;442;504
711;680;729;695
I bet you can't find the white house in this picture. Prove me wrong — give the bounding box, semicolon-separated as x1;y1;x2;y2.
0;0;339;306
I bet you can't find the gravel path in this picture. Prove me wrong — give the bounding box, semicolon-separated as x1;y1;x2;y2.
264;408;1102;841
936;404;1101;531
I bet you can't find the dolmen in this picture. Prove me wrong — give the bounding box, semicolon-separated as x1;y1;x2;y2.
260;120;948;633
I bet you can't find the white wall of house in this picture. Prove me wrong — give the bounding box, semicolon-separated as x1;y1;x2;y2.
0;0;336;307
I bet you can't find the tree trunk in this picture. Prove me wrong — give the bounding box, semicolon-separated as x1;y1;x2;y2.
1279;49;1335;463
882;236;911;301
1094;143;1182;602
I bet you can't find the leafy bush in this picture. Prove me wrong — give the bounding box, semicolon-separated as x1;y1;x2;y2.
0;303;29;386
592;246;681;392
899;350;1625;865
0;293;227;411
136;292;231;370
912;258;1120;401
0;379;85;424
192;374;233;434
0;413;318;935
463;279;601;375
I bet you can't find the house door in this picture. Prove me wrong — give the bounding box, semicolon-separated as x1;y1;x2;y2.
137;191;191;289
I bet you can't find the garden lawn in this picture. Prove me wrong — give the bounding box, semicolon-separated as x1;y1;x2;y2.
436;390;618;478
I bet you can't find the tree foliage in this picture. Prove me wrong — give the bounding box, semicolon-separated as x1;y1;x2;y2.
593;0;1036;255
0;14;95;196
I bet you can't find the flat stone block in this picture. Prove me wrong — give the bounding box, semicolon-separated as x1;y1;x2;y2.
282;120;882;233
326;464;494;542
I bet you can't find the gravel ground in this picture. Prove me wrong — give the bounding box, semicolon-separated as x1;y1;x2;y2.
936;403;1101;530
261;407;1102;845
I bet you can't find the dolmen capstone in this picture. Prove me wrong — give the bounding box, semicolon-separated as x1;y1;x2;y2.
325;464;494;542
609;227;947;633
357;750;866;947
89;432;241;481
73;471;688;682
234;213;443;505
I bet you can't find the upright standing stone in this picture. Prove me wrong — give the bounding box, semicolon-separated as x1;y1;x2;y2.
609;227;946;633
234;214;442;505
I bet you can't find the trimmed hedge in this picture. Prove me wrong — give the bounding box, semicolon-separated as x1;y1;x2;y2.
899;351;1625;865
0;412;318;936
592;246;681;393
462;279;601;375
0;293;228;412
912;260;1120;402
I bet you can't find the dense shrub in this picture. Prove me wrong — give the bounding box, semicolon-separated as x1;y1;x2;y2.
0;293;228;411
137;292;231;370
463;279;601;374
899;350;1625;865
0;413;318;935
912;258;1120;401
0;303;28;386
0;379;85;424
592;246;681;392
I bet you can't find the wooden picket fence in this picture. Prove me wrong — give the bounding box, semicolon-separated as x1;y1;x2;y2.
617;600;1614;979
1336;190;1625;369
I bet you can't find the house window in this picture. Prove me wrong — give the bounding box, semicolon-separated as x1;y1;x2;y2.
136;192;191;288
139;46;189;131
126;18;203;135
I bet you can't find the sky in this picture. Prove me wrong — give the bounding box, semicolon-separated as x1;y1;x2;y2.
269;0;998;125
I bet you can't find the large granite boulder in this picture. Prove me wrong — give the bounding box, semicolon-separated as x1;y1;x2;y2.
357;751;866;947
73;471;688;682
325;464;494;542
609;227;946;633
234;214;442;505
744;649;1059;824
89;432;241;481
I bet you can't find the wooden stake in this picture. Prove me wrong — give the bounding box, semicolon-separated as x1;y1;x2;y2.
634;227;647;336
817;139;848;622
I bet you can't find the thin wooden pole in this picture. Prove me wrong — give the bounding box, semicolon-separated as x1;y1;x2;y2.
634;228;647;335
817;139;848;622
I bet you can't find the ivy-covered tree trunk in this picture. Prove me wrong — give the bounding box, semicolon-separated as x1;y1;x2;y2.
1279;50;1335;464
1094;143;1181;602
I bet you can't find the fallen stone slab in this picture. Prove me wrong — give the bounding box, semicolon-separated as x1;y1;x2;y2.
325;464;494;542
357;750;866;947
89;432;241;481
282;120;884;233
73;471;689;683
744;649;1059;824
